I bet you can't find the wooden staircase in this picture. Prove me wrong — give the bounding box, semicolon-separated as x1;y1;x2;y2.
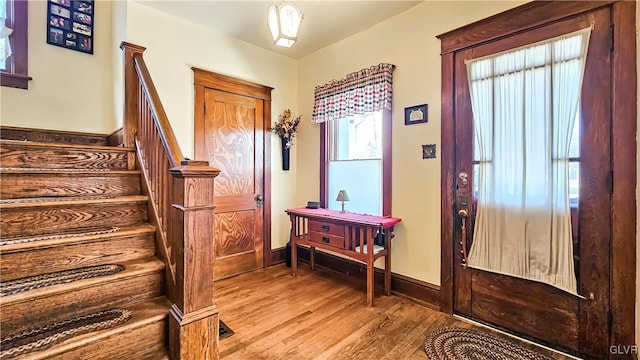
0;133;170;359
1;41;221;360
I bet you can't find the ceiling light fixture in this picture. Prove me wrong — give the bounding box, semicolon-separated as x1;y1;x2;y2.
267;2;303;48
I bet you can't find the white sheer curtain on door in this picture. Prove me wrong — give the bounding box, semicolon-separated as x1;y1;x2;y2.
466;27;591;295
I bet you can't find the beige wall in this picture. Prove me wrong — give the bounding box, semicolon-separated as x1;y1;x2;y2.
111;0;127;133
296;1;526;285
0;0;113;134
124;2;299;249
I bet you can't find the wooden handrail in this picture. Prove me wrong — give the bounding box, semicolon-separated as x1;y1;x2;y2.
120;41;220;360
132;53;183;168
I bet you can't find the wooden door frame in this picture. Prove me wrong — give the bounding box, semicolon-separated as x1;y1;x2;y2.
192;67;274;268
437;0;636;353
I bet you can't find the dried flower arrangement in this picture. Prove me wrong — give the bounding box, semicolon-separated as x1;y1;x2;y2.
272;109;302;148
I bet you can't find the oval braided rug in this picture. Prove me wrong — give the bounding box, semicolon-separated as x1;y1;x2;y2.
425;327;553;360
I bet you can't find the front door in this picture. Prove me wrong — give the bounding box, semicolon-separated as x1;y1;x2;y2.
198;88;265;279
452;8;611;358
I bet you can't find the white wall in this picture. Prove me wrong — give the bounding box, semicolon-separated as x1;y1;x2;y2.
296;1;526;285
0;0;113;134
124;1;299;249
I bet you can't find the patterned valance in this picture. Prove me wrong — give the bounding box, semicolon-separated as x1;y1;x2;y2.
311;63;395;124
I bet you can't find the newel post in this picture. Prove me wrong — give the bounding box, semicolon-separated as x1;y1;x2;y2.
120;42;146;148
168;160;221;360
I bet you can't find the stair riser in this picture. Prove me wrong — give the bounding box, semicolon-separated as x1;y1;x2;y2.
1;233;155;281
1;145;129;170
49;319;166;360
1;271;164;335
0;127;109;146
0;201;148;237
1;174;141;199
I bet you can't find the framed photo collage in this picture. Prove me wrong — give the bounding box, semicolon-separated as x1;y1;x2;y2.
47;0;94;54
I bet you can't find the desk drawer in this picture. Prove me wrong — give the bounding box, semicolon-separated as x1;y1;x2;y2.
309;220;344;237
310;231;345;249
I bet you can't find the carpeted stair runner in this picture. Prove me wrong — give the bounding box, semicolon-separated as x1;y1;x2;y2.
425;327;553;360
0;227;120;246
0;309;132;359
0;264;125;297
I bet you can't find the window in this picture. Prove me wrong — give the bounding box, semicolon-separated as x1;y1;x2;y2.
313;63;395;215
465;28;592;295
473;109;580;204
327;111;383;215
1;0;30;89
321;110;392;216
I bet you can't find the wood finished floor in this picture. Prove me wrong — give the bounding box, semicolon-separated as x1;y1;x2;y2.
215;264;572;360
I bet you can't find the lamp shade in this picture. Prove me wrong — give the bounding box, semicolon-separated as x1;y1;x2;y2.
336;190;350;202
267;2;302;48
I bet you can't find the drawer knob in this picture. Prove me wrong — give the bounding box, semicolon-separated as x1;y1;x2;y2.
322;237;330;243
322;225;330;231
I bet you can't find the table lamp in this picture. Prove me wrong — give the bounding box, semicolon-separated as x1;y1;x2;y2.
336;190;350;213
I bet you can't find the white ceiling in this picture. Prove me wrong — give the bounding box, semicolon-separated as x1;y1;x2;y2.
137;1;423;59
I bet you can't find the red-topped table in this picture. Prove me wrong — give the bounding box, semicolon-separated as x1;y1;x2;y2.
286;207;401;306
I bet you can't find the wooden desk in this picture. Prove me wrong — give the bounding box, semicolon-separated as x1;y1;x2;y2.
286;208;401;306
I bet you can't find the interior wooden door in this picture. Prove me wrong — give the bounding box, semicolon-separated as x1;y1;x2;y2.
452;8;611;358
200;88;265;280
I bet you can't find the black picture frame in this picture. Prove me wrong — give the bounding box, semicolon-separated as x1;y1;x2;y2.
422;144;437;159
47;0;94;54
404;104;428;125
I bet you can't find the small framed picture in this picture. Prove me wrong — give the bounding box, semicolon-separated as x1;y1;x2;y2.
404;104;428;125
50;15;70;30
49;28;64;45
74;1;93;14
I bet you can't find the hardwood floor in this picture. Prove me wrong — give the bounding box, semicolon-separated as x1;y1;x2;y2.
215;264;572;360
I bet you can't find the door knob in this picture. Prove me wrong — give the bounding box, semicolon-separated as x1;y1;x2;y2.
458;209;468;217
256;194;264;207
458;171;468;186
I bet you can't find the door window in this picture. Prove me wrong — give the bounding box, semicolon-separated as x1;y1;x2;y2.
466;28;592;295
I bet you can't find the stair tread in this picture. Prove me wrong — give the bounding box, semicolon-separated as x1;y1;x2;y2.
0;139;134;152
9;296;170;360
0;194;148;209
0;168;140;175
1;258;165;305
0;224;155;253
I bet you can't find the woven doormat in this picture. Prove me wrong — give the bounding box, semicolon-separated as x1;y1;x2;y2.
0;264;125;297
425;327;553;360
219;320;234;340
0;309;132;359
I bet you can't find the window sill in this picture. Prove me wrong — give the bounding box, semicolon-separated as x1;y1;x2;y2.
1;72;32;90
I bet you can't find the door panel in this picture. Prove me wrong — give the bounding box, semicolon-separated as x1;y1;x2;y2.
471;271;579;351
203;89;264;279
452;8;611;358
215;211;256;257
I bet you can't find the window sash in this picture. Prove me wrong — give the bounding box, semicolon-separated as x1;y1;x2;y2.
1;0;30;89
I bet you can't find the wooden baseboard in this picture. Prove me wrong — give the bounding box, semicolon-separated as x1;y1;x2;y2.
270;247;286;265
270;245;440;309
